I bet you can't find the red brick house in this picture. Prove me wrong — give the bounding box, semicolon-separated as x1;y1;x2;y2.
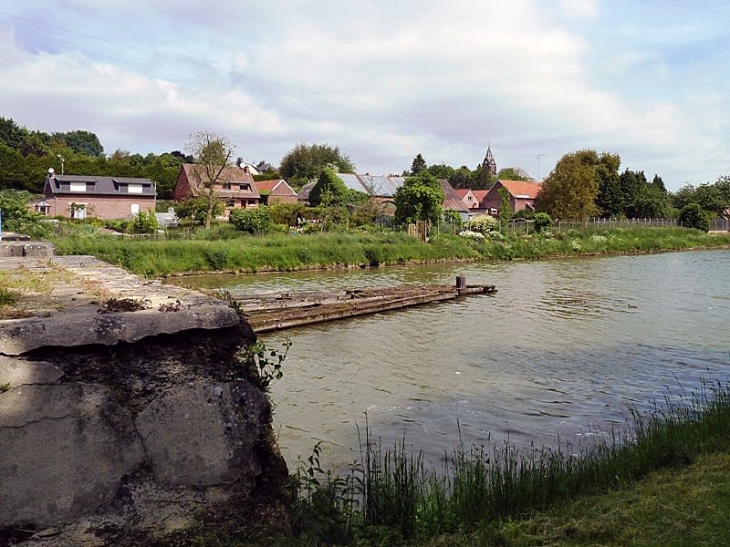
455;189;480;210
480;180;542;216
43;172;156;219
173;164;260;215
254;179;298;204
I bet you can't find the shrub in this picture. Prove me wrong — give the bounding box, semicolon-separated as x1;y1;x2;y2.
468;214;499;234
679;204;710;232
269;202;306;226
229;207;273;234
175;197;223;224
533;212;552;234
458;230;485;241
131;210;158;234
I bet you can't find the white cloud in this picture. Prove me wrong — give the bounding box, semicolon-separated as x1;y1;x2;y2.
1;0;729;187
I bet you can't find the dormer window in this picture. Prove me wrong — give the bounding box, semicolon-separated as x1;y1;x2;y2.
70;182;86;192
128;184;143;194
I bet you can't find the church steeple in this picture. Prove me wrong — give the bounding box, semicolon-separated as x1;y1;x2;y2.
482;144;497;176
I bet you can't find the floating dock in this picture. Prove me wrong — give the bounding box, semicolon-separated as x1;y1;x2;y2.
231;277;496;333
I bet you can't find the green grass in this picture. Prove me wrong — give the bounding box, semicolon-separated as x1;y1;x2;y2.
51;226;730;277
425;451;730;546
283;381;730;546
51;231;481;276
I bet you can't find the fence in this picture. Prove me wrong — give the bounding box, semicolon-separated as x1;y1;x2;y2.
500;217;698;235
710;219;730;232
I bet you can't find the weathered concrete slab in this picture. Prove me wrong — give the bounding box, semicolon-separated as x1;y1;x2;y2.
0;242;53;257
136;382;266;487
0;256;239;355
0;384;145;527
0;355;64;387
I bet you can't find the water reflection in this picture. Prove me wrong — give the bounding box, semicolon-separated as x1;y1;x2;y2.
171;251;730;467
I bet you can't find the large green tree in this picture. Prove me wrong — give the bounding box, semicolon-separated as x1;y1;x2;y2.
186;131;234;229
308;167;349;207
394;171;444;226
54;130;104;157
535;150;600;220
279;143;355;187
594;153;622;217
410;153;427;176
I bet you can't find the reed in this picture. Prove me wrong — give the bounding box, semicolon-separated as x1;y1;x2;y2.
292;380;730;543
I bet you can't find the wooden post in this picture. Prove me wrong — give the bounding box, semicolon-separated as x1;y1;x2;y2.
456;276;467;290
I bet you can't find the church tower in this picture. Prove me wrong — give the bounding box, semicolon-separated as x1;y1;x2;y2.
482;145;497;176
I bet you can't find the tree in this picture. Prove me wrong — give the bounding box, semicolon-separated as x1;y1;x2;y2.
594;153;622;217
279;143;355;187
651;174;666;192
428;163;454;179
186;131;234;229
309;168;349;207
55;130;104;157
472;164;494;190
679;203;710;232
410;153;427;176
535;150;600;220
496;167;529;181
394;171;444;226
0;118;28;150
498;186;512;230
448;166;474;189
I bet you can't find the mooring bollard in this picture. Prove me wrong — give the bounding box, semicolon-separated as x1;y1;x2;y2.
456;275;467;290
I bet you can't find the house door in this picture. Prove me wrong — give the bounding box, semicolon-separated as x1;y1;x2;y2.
72;205;87;220
131;203;140;215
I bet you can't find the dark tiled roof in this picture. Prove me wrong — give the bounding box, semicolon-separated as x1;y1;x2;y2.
439;179;469;213
45;175;156;196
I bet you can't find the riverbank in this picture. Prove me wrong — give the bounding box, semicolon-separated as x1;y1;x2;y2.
155;380;730;546
51;226;730;277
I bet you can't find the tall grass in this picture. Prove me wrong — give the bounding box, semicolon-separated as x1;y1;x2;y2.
51;226;730;277
292;380;730;543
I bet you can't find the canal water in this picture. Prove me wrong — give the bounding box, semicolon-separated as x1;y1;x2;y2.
173;250;730;468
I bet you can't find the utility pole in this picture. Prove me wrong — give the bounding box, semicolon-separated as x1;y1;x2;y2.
57;154;65;175
534;154;544;181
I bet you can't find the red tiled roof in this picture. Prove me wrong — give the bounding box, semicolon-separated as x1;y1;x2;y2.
498;180;542;199
255;179;297;196
454;189;472;199
472;190;489;202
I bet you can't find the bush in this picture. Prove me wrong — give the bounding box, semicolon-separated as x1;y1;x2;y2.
269;201;306;226
679;204;710;232
229;207;273;234
468;214;499;234
131;210;158;234
533;212;552;234
458;230;485;241
175;197;223;224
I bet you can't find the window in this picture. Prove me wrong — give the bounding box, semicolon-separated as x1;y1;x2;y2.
70;182;86;192
128;184;143;194
130;203;140;215
222;183;231;190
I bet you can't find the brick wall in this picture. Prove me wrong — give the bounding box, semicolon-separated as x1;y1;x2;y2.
48;195;156;219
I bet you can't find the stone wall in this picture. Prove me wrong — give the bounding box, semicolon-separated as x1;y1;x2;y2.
0;257;289;546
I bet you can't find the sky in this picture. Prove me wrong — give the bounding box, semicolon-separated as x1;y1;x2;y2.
1;0;729;190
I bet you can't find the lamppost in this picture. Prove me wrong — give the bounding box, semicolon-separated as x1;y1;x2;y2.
57;154;65;175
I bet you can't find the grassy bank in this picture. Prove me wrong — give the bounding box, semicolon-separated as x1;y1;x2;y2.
52;226;730;277
281;382;730;546
156;381;730;546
